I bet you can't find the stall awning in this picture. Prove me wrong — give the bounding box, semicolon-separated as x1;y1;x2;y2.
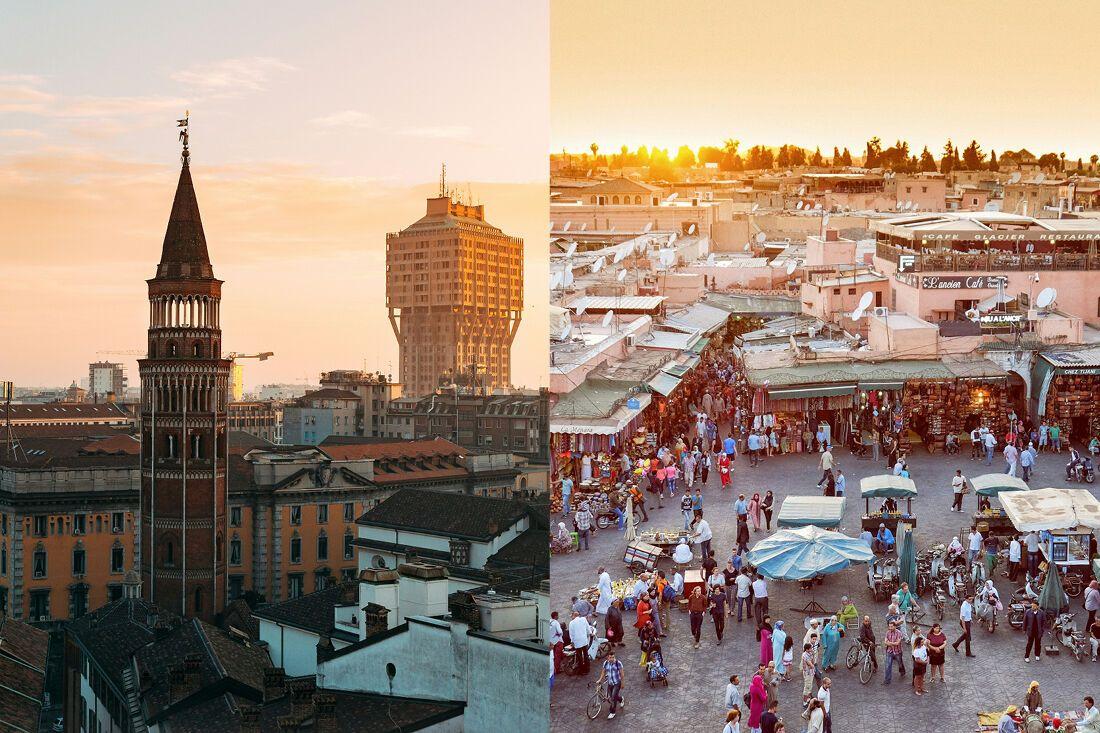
777;496;846;529
551;393;652;436
647;372;682;396
767;384;856;400
858;380;905;391
687;336;711;355
860;474;918;498
999;487;1100;532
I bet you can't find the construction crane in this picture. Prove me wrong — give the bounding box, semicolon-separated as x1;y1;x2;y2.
226;352;274;362
225;352;274;402
97;350;145;357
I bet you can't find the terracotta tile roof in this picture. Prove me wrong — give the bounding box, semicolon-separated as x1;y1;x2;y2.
0;617;48;733
81;434;141;455
12;424;131;439
358;489;528;540
1;436;140;469
319;436;465;461
67;598;160;690
252;582;357;635
7;402;130;420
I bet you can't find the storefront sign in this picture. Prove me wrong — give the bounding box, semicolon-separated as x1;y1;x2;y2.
919;232;1096;242
978;313;1024;324
920;275;1008;290
1061;368;1100;376
626;398;641;410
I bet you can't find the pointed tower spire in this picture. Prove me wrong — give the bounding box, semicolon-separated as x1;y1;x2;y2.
156;113;213;280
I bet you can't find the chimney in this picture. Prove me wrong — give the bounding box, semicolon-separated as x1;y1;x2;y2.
362;603;390;637
290;679;315;719
396;562;450;620
315;694;338;733
263;667;286;703
825;229;839;242
358;569;400;638
239;706;262;733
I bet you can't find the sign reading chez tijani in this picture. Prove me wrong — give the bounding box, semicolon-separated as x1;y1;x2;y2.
919;275;1008;290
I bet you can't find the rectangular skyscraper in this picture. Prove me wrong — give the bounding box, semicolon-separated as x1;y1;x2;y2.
386;194;523;397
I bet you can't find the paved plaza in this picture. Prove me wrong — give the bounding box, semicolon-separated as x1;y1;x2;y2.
550;445;1100;732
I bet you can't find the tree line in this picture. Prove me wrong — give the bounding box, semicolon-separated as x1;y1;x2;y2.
568;139;1100;175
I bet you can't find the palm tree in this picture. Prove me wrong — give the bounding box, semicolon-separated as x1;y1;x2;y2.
723;138;740;156
590;142;599;160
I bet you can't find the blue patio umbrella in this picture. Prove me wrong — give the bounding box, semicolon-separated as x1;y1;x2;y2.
746;525;874;581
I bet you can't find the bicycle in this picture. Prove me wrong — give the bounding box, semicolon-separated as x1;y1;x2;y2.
844;640;876;684
586;680;618;720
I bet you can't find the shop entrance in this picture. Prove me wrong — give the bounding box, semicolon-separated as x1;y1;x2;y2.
1005;371;1027;420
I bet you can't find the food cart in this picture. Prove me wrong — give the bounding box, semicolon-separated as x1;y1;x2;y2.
777;496;846;529
859;475;917;534
969;473;1029;540
999;487;1100;599
637;528;690;559
623;540;663;575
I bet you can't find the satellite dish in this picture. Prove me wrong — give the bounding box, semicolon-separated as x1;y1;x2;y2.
562;221;572;232
666;192;679;202
813;202;822;211
602;310;614;328
822;214;831;228
566;242;577;257
965;308;981;322
851;308;865;321
1008;172;1021;184
905;201;914;211
575;302;586;316
744;242;752;251
896;201;904;210
609;226;616;234
1035;287;1056;309
617;269;627;282
643;222;654;233
563;269;574;286
550;271;563;289
1035;172;1046;184
785;260;797;276
755;232;767;244
751;203;760;213
668;232;678;246
688;223;697;235
612;246;628;264
857;291;874;311
706;252;716;265
796;201;804;210
561;321;572;340
799;185;806;195
591;256;605;273
580;222;588;231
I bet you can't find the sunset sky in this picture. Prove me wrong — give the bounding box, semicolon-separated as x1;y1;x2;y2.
552;0;1100;160
0;1;549;390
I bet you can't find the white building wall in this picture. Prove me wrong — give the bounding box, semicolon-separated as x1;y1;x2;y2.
464;634;549;733
259;619;321;677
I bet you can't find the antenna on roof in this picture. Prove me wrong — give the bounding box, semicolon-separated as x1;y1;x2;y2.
439;162;446;198
1008;172;1021;185
796;201;804;210
177;111;190;167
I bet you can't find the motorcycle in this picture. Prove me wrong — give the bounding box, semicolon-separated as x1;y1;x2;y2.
974;593;999;633
562;636;612;674
1067;458;1095;484
1052;612;1088;662
929;580;947;621
947;564;971;603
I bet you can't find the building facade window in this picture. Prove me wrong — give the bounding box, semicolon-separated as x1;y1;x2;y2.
111;513;124;533
70;585;89;619
228;575;244;600
33;516;47;537
29;590;49;621
73;514;86;535
315;570;330;591
230;507;242;527
343;502;354;522
317;504;328;524
290;506;301;525
288;574;304;599
72;546;86;576
290;535;302;564
230;536;242;565
344;532;354;560
33;546;47;578
317;532;328;561
111;545;124;573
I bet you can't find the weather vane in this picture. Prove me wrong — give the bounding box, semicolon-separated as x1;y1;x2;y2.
177;111;190;166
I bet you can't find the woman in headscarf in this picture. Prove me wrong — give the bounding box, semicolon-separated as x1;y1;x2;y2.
759;621;773;666
947;536;965;566
763;661;779;708
747;674;768;733
821;616;842;671
1025;680;1043;712
771;620;787;675
748;492;762;532
551;522;572;554
761;491;775;531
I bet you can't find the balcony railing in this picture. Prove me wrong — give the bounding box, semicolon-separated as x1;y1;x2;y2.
876;242;1100;272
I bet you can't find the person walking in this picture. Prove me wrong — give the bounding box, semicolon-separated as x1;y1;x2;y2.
687;586;707;649
820;616;841;671
983;429;997;466
834;470;846;498
748;674;768;733
737;516;751;556
724;674;742;711
1085;580;1100;630
762;490;774;530
692;488;705;522
759;622;773;665
749;492;762;532
605;598;626;648
1004;442;1019;477
1023;600;1047;662
549;611;564;674
771;620;788;675
951;469;967;512
567;610;594;676
736;567;753;623
952;594;975;657
723;560;738;617
693;512;713;559
560;474;573;516
884;619;906;685
722;709;742;733
1020;443;1035;482
967;527;983;566
800;643;817;704
574;502;594;550
911;636;928;695
1025;530;1041;579
709;583;727;645
926;622;947;683
804;698;825;733
1008;536;1022;582
595;649;624;719
680;492;693;531
752;573;770;634
815;677;832;733
816;445;834;487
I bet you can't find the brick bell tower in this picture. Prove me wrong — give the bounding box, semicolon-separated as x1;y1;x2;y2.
138;115;229;621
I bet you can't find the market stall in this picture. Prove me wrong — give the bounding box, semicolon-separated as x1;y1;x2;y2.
999;487;1100;598
969;473;1030;540
777;496;846;529
859;475;918;533
637;528;690;558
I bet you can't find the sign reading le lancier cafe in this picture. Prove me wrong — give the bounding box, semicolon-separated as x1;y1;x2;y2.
920;275;1008;290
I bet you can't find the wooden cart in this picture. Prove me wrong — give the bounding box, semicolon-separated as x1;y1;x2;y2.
623;540;663;575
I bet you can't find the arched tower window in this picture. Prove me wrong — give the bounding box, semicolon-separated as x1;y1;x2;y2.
149;342;157;358
612;195;619;204
167;341;178;357
192;341;203;358
216;532;224;562
165;540;174;567
194;587;202;614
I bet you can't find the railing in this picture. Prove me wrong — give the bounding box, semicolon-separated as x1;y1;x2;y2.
876;242;1099;272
